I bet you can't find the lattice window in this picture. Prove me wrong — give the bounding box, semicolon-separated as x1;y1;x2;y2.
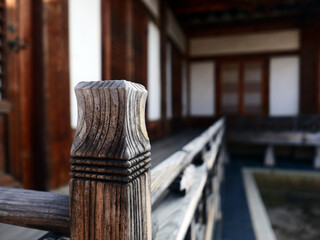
243;61;263;114
221;62;239;114
219;59;266;115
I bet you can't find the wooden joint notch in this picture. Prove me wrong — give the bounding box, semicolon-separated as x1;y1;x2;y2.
70;152;151;183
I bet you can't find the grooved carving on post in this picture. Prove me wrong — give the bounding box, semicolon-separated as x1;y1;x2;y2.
70;80;152;240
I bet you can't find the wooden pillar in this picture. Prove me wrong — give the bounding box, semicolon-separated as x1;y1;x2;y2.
70;80;152;239
300;15;320;113
264;145;275;167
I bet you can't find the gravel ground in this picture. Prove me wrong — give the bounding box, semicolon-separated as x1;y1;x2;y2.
266;202;320;239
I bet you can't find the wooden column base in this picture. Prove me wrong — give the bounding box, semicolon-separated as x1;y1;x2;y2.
314;146;320;169
70;171;151;240
264;145;275;167
70;152;152;240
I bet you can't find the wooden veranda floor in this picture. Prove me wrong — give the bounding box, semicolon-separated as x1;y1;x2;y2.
0;128;203;240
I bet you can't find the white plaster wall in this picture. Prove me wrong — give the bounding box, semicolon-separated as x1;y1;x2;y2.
182;60;188;117
190;62;215;116
166;9;186;54
269;56;300;116
141;0;159;18
190;30;299;56
147;21;161;121
166;42;172;119
69;0;101;128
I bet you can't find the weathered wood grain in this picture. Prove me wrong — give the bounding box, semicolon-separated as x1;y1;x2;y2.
151;119;224;205
152;122;225;240
71;80;150;159
152;163;208;240
0;187;69;233
70;80;152;240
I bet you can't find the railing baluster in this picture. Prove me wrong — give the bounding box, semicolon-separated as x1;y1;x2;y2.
70;80;152;240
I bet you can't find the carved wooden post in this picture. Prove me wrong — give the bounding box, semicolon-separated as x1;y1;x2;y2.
70;80;152;239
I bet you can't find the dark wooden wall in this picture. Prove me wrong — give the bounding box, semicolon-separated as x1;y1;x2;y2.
5;0;71;190
102;0;147;85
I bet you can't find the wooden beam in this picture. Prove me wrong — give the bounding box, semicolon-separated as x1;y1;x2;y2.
101;0;130;80
0;187;69;233
300;15;320;114
172;0;254;15
151;119;224;205
187;17;300;37
160;0;168;137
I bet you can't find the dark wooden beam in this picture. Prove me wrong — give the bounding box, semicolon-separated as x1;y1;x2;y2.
187;16;300;37
171;0;254;15
299;14;320;114
160;0;168;137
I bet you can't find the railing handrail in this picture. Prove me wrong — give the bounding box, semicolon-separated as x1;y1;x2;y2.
151;118;224;206
0;118;225;234
0;81;226;240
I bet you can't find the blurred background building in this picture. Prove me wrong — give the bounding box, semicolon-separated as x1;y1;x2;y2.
0;0;320;192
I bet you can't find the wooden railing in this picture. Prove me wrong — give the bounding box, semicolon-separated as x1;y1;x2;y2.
0;80;226;240
227;116;320;168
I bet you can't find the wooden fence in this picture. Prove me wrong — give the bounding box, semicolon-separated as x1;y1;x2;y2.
0;80;226;240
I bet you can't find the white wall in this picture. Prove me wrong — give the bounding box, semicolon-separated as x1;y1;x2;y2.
166;42;172;119
167;9;186;54
147;21;161;121
69;0;101;128
269;56;300;116
181;60;188;117
190;30;299;56
190;62;215;116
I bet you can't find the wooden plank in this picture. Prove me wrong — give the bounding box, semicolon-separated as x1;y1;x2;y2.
152;127;225;240
41;0;71;189
152;162;208;240
0;187;69;233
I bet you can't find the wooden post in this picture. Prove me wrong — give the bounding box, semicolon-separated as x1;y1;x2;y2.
314;146;320;169
264;145;275;167
70;80;152;239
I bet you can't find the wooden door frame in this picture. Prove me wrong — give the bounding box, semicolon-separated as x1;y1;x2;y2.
6;0;34;188
6;0;71;190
